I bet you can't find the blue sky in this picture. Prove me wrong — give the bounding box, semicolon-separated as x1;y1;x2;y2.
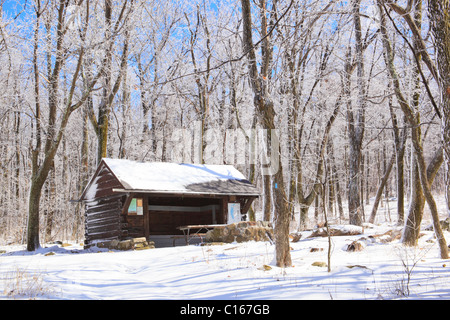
2;0;29;18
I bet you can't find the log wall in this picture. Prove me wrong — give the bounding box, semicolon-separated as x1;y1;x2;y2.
84;164;125;245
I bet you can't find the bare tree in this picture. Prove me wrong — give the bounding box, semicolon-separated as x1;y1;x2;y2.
27;0;117;251
240;0;292;267
428;0;450;217
279;0;342;229
84;0;132;165
346;0;367;226
378;0;448;258
0;0;445;256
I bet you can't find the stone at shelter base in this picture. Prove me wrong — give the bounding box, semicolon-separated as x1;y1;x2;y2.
205;221;273;243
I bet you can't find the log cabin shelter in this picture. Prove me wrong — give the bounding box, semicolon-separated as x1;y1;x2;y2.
79;158;259;247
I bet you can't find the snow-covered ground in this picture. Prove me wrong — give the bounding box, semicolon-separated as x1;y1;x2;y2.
1;196;449;301
1;220;449;301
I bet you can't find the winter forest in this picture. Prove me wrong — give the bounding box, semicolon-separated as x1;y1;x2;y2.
0;0;450;268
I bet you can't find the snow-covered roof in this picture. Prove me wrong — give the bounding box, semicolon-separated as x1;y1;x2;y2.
82;158;260;199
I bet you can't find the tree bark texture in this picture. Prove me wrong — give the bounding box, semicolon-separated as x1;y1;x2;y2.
347;0;366;226
369;153;395;224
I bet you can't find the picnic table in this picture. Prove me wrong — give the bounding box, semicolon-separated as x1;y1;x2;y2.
175;224;225;245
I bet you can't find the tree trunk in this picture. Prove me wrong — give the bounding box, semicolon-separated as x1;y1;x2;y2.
389;95;407;224
447;167;450;217
327;156;335;218
44;162;56;243
328;137;344;221
391;113;407;224
92;0;130;164
119;51;130;159
240;0;291;267
272;153;292;268
402;157;425;246
360;154;365;221
72;102;90;240
348;142;363;226
403;147;443;245
369;152;395;224
27;1;43;251
263;174;272;221
347;0;366;226
26;0;111;251
27;178;44;251
96;0;113;164
410;134;448;258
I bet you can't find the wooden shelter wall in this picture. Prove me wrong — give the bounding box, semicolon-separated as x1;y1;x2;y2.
84;194;125;243
89;166;123;199
124;215;145;238
147;196;221;207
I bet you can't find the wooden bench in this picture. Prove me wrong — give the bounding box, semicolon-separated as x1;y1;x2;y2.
171;232;208;246
191;233;207;243
171;235;185;247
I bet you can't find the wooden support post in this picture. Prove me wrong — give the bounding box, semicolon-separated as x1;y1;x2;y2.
221;197;228;224
121;193;134;216
241;196;256;216
143;195;149;239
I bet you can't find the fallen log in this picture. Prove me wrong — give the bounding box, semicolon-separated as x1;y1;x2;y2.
307;224;363;238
